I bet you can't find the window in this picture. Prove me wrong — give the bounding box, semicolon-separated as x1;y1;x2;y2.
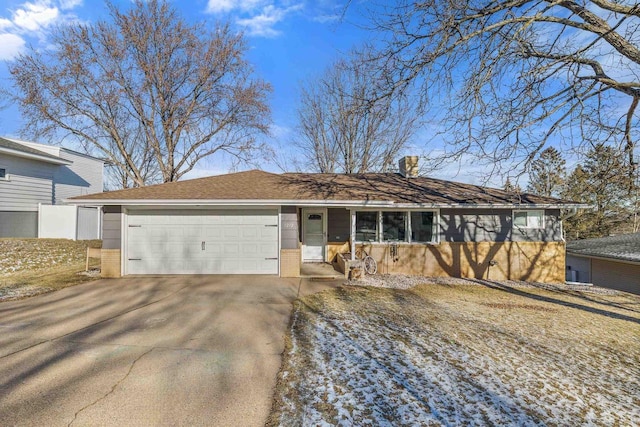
0;168;5;179
382;211;407;241
513;210;544;229
355;211;378;241
411;211;434;242
354;210;437;243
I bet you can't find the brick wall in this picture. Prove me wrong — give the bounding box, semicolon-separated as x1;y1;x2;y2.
101;249;121;278
357;241;565;284
280;248;301;278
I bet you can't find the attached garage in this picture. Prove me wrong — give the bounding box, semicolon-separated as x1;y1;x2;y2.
125;209;279;275
566;232;640;295
591;258;640;294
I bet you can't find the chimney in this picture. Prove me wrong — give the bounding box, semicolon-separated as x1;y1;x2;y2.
398;156;419;178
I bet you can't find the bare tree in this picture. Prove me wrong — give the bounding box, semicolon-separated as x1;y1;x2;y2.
294;49;420;173
366;0;640;176
9;0;271;187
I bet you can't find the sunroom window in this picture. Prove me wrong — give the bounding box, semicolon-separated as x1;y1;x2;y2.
354;210;437;243
382;211;407;242
355;211;378;241
411;211;434;242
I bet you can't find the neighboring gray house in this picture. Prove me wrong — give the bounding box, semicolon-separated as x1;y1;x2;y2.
0;137;105;238
566;233;640;295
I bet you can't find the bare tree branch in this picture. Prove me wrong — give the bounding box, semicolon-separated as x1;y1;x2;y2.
9;0;271;187
293;49;422;173
366;0;640;177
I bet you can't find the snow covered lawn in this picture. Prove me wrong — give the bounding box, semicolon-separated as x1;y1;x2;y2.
269;279;640;426
0;238;101;301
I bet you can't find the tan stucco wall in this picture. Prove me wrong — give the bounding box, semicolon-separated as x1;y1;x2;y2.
327;241;350;263
101;249;121;278
357;241;566;284
280;248;301;278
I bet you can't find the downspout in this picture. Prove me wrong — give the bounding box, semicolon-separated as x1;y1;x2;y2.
350;210;356;261
561;207;580;241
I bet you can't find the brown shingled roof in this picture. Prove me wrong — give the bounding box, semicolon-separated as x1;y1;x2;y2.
70;169;583;207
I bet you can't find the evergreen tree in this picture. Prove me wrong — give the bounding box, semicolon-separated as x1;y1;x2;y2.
503;177;522;194
527;147;566;197
563;144;635;239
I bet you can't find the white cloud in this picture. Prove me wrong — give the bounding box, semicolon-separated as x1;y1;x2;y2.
237;4;302;37
206;0;235;13
12;1;59;31
312;14;339;24
58;0;82;10
0;33;26;60
206;1;304;37
0;18;13;30
0;0;82;60
207;0;265;14
269;123;292;139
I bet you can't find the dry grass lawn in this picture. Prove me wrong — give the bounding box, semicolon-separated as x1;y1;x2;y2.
270;280;640;426
0;238;101;301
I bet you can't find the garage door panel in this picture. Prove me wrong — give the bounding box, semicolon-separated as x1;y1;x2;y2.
126;209;279;275
261;227;278;239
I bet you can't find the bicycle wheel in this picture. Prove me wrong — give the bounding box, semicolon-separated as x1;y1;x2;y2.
363;256;377;275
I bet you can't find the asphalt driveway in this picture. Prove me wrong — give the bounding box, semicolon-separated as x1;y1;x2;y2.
0;275;340;426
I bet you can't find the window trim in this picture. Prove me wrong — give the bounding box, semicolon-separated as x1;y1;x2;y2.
409;211;437;244
0;168;8;181
381;211;408;243
512;209;545;229
353;209;439;244
355;210;379;242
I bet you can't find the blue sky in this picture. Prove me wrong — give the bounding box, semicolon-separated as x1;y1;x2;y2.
0;0;523;187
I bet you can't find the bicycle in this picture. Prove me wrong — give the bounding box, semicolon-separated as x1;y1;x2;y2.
355;246;377;275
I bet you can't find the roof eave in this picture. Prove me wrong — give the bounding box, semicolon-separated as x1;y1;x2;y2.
566;251;640;266
0;146;72;165
64;198;590;210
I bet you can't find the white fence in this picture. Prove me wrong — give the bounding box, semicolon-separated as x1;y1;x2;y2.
38;204;101;240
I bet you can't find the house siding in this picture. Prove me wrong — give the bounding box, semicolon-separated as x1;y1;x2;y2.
439;209;562;242
55;150;104;204
566;254;591;283
0;146;103;238
0;154;55;212
281;206;298;250
327;208;350;242
102;206;122;249
591;258;640;295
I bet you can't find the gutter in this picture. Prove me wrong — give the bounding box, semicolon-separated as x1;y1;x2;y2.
64;198;590;210
566;252;640;266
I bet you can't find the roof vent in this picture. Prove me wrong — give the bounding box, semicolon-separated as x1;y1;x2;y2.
398;156;419;178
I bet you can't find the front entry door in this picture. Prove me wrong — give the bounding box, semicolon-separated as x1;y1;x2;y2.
303;209;325;261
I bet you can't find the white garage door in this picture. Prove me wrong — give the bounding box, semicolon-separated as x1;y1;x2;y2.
126;209;279;275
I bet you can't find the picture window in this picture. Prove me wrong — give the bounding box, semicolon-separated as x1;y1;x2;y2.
355;210;437;243
382;211;407;242
513;210;544;229
355;211;378;242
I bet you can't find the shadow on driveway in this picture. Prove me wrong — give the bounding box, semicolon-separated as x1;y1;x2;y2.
0;275;341;426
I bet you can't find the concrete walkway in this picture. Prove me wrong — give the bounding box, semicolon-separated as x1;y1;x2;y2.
0;276;342;426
